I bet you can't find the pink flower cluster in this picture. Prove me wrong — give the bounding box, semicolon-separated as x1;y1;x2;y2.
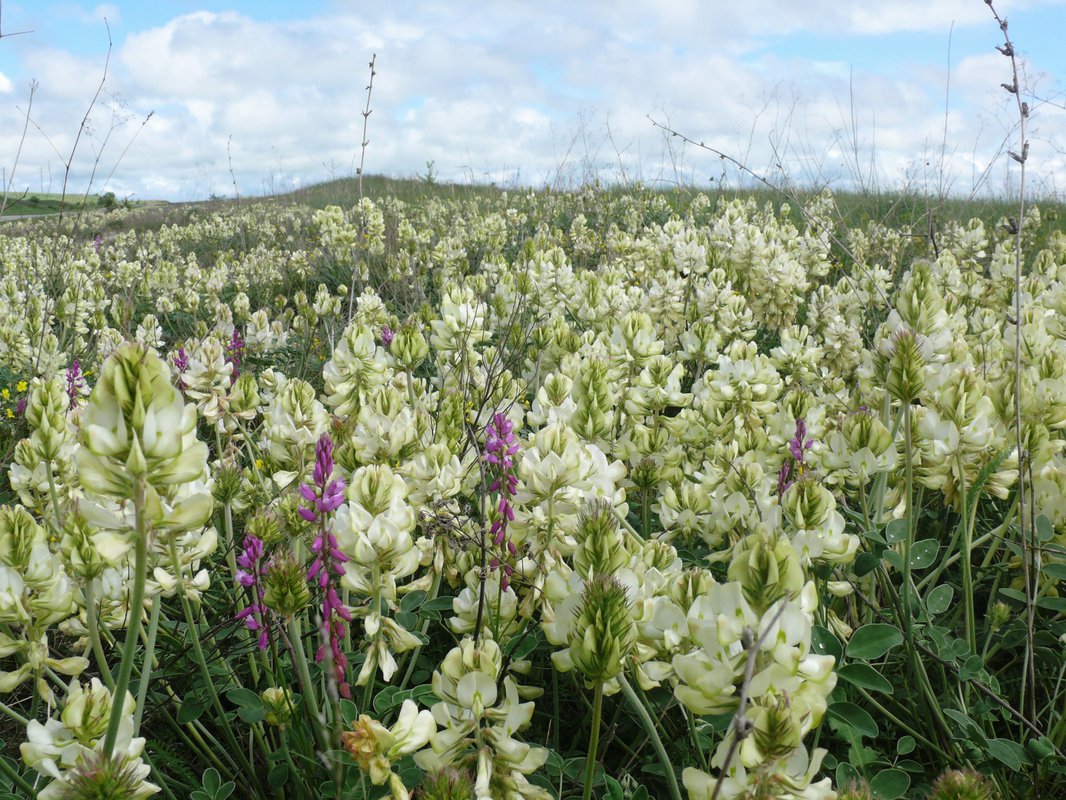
173;348;189;392
300;434;352;699
778;417;814;496
65;359;85;410
226;328;245;384
484;412;519;589
235;534;270;650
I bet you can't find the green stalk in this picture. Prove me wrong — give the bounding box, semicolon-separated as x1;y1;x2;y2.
134;595;163;735
902;402;915;636
0;754;37;798
617;672;683;800
0;699;29;726
84;577;115;690
103;476;149;756
581;682;604;800
286;618;331;757
957;454;977;656
168;537;265;796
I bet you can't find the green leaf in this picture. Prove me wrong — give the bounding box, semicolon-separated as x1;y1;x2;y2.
225;687;261;708
896;735;916;755
400;589;427;612
836;762;860;790
1041;562;1066;581
202;768;221;795
340;699;359;724
884;518;908;543
237;705;265;724
925;584;954;615
959;654;985;681
268;764;290;788
1037;596;1066;612
909;539;939;570
846;624;903;660
178;698;206;724
604;775;625;800
828;701;879;738
853;551;881;577
811;625;842;660
987;738;1032;771
837;663;893;694
1036;514;1055;542
373;686;403;714
869;768;910;799
883;551;903;572
999;587;1027;604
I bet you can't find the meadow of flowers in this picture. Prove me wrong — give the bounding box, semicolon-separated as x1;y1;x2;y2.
0;184;1063;800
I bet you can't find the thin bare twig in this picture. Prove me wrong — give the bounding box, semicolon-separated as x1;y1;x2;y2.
710;599;790;800
985;0;1037;739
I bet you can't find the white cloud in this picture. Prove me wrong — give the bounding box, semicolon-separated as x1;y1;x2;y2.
0;1;1061;201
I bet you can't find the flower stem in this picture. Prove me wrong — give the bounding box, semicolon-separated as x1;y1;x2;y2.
617;671;683;800
581;681;604;800
103;475;149;756
85;576;115;690
134;595;163;735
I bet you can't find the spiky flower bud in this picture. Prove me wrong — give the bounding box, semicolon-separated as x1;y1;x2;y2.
573;501;628;578
262;552;311;618
885;328;926;405
629;457;661;494
47;749;160;800
927;769;994;800
277;492;315;539
569;575;636;685
417;767;476;800
990;601;1011;632
245;508;284;547
837;781;874;800
212;464;244;507
261;687;294;728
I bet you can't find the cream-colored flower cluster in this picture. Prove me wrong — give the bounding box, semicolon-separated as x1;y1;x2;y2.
1;186;1062;799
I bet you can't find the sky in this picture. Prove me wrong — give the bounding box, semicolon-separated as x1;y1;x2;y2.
0;0;1064;202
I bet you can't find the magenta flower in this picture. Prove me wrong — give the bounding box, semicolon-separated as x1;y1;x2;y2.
65;360;85;410
380;325;395;347
226;328;245;384
173;348;190;392
778;417;815;496
484;412;520;589
300;434;352;699
235;534;270;650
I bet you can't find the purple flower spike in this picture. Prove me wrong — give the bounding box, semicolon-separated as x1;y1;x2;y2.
226;328;245;384
483;412;520;590
381;325;395;346
235;534;270;650
300;433;351;699
65;360;86;410
778;417;815;497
